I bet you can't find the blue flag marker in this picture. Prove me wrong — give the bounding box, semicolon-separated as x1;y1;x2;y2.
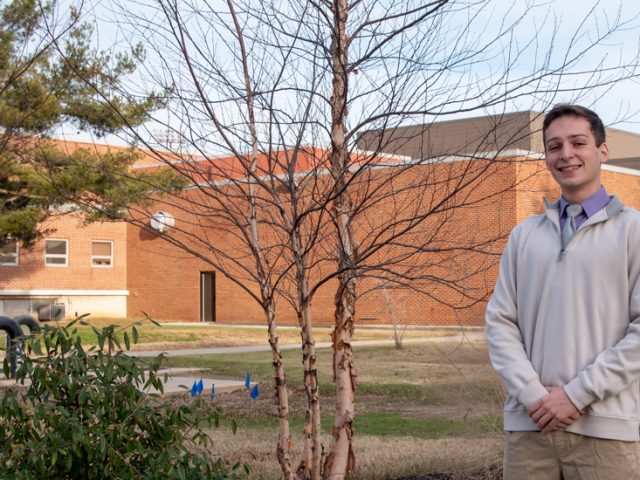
245;373;251;389
197;378;204;394
250;384;259;400
190;380;198;397
211;384;215;401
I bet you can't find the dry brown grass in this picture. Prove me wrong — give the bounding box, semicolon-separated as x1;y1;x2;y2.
58;317;460;350
207;429;502;480
184;341;505;479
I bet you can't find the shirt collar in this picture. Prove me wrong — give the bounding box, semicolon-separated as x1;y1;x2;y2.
559;186;610;218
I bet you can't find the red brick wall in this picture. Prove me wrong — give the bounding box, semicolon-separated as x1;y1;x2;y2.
126;196;304;323
353;157;518;326
0;214;127;290
126;157;519;326
602;167;640;207
7;144;640;328
126;225;218;321
125;159;640;327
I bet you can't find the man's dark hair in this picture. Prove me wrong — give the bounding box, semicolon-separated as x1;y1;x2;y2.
543;104;606;147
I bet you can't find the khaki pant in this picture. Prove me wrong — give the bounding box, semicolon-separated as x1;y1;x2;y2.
504;431;640;480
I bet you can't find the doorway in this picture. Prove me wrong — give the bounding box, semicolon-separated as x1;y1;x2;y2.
200;272;216;322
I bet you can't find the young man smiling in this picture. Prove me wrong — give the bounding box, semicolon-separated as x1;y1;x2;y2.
486;104;640;479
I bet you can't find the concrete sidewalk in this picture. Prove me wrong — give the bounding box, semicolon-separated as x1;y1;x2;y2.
130;330;485;358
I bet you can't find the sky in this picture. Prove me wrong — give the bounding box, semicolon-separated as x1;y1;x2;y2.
490;0;640;130
55;0;640;148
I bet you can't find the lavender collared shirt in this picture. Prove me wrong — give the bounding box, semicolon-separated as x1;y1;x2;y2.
559;186;611;231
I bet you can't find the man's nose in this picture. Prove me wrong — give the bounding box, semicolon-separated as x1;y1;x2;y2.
558;143;573;159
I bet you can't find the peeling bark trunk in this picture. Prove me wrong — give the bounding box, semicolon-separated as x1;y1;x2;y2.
289;218;322;479
323;1;357;478
252;221;293;479
297;301;322;480
266;303;294;480
253;226;294;480
323;204;358;480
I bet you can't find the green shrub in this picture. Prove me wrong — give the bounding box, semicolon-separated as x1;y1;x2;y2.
0;316;246;479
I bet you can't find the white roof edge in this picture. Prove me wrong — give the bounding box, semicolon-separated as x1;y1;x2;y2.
419;149;543;164
184;149;545;189
352;148;413;162
602;164;640;177
133;145;516;170
132;155;219;169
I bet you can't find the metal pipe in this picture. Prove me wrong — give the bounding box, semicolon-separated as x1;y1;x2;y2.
13;315;41;334
0;316;23;378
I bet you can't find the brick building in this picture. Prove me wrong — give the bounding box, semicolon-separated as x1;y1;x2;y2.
0;139;142;320
0;214;127;319
3;112;640;326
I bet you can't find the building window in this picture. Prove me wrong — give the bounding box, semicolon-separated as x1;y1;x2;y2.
0;241;18;266
45;239;68;266
91;241;113;267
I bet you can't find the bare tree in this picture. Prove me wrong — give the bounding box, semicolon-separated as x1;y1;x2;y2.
61;0;640;479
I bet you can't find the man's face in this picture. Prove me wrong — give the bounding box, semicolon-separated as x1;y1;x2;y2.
544;115;609;203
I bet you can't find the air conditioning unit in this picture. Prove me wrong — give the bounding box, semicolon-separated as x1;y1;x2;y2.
38;304;65;322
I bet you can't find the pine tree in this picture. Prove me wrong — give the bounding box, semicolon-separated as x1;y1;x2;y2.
0;0;178;246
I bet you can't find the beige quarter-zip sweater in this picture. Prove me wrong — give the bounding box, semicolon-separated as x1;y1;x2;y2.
486;196;640;441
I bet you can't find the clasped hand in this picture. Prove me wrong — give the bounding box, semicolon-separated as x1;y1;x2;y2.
527;386;583;433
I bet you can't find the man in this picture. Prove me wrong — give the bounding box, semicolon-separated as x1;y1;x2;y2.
486;104;640;479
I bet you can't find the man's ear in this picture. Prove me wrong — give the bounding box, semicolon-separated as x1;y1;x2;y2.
599;143;609;164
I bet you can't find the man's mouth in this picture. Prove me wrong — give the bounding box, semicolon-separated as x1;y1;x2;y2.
557;165;581;172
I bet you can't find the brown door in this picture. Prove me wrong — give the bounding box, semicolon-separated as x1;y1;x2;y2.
200;272;216;322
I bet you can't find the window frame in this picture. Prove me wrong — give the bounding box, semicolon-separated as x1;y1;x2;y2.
0;240;19;266
91;240;114;268
44;238;68;267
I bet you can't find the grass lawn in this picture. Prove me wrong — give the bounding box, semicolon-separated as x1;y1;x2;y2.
165;341;505;479
14;316;460;352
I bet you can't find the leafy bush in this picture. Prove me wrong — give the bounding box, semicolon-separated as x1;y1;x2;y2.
0;316;246;479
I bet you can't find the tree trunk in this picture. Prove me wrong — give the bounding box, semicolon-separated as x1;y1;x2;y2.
226;2;295;476
322;0;357;478
382;285;405;349
266;303;294;480
290;219;321;479
323;204;358;480
297;301;322;480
